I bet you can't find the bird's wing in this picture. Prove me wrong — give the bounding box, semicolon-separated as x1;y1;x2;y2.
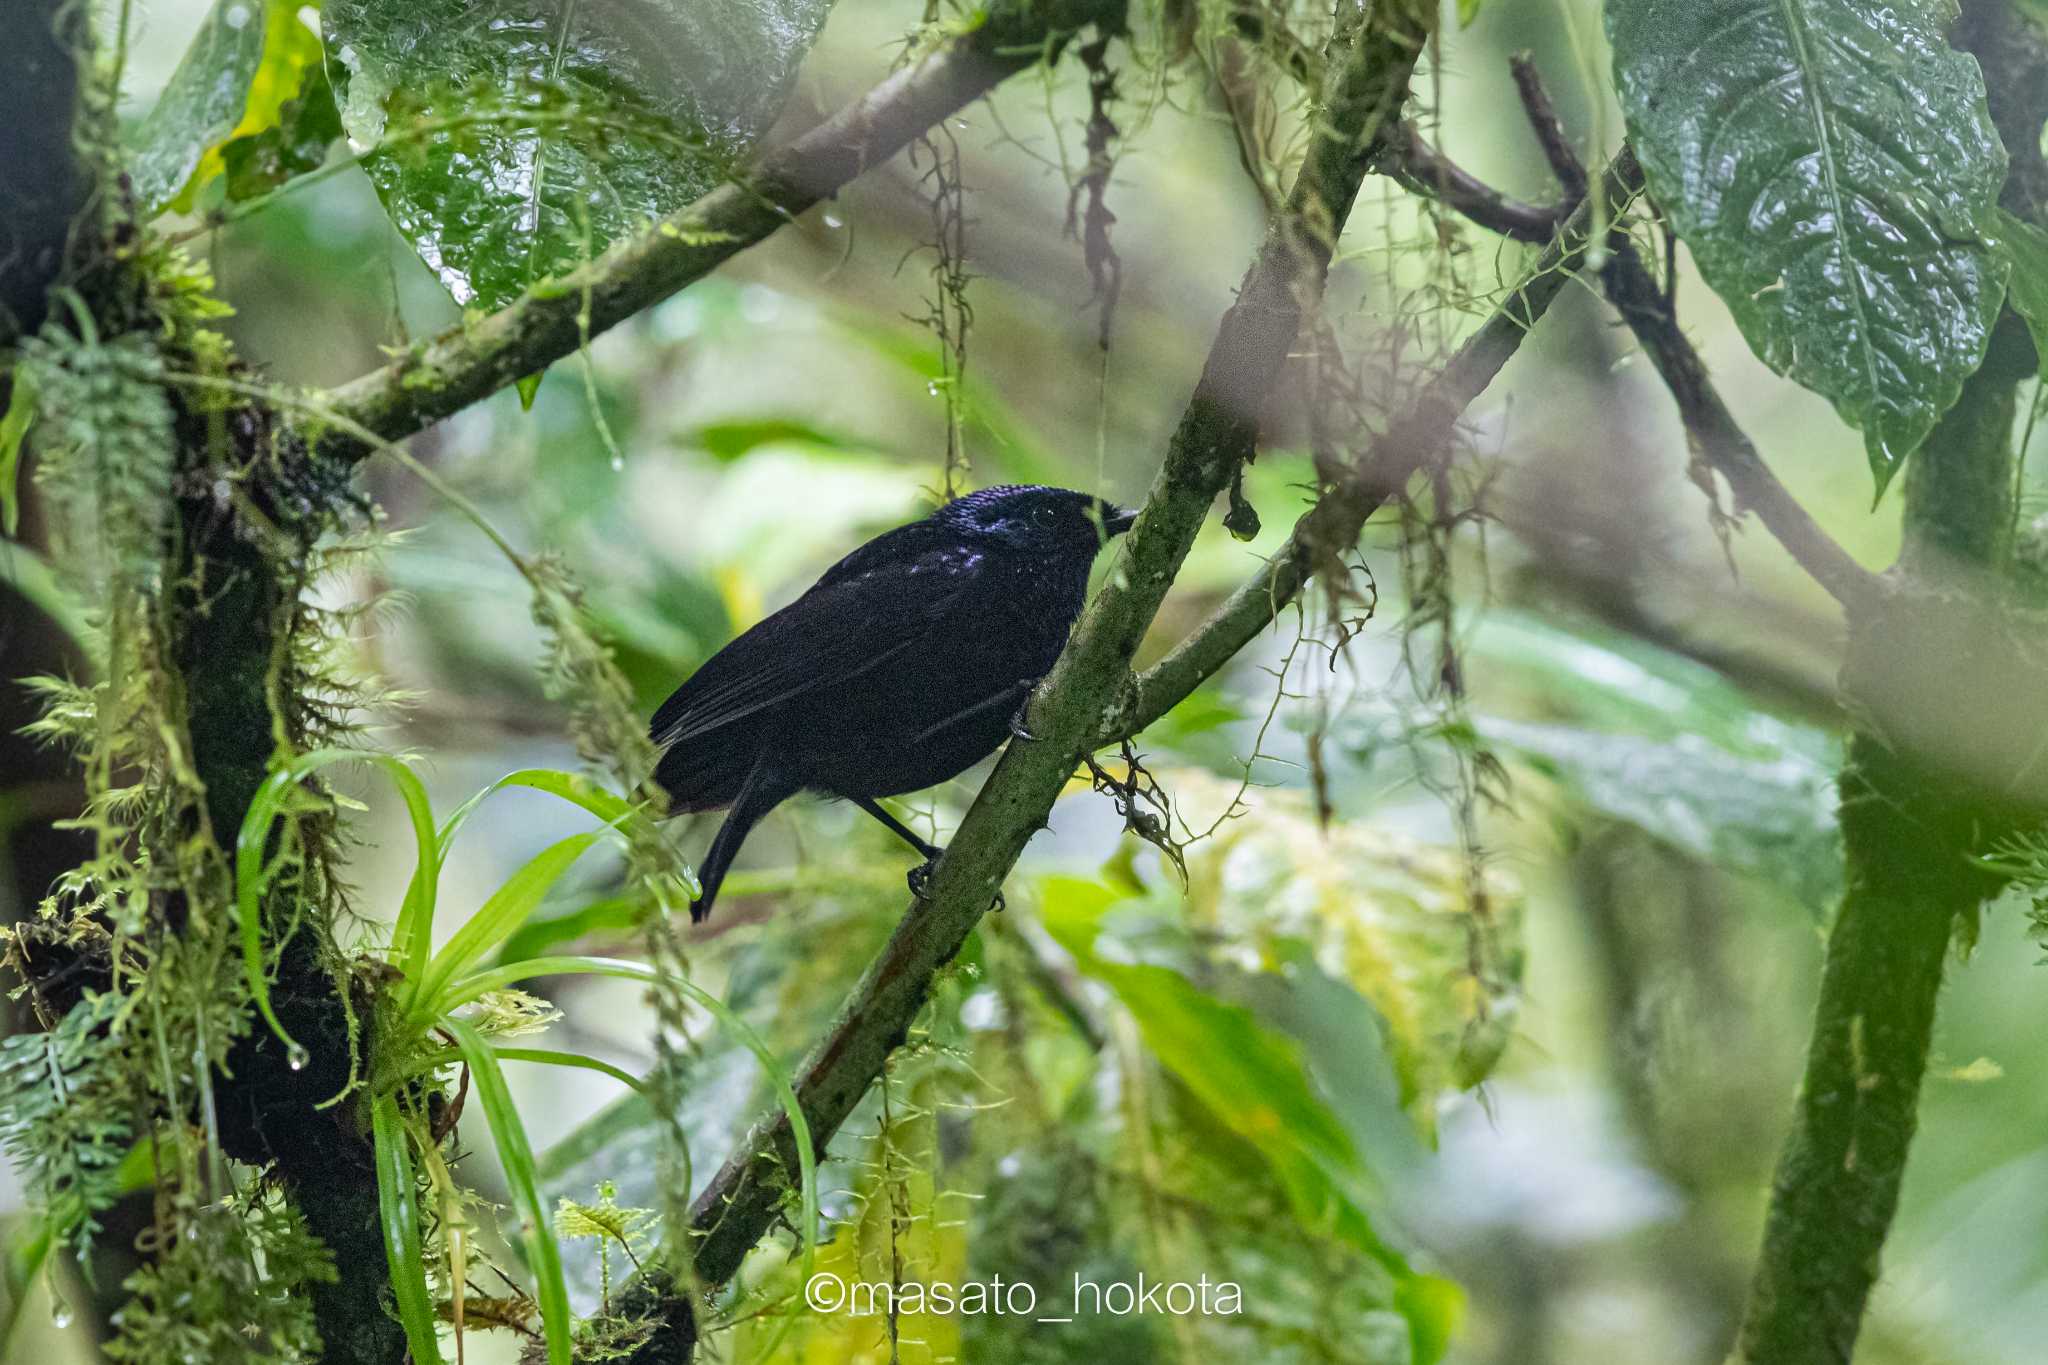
650;544;978;748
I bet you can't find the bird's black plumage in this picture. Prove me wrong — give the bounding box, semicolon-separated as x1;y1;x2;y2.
651;484;1136;921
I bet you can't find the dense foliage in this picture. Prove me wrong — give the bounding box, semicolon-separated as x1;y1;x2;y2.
2;2;2047;1364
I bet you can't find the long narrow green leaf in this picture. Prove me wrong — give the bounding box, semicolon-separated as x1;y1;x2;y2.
440;956;818;1277
446;1020;572;1365
398;1046;651;1098
407;832;605;1026
436;768;643;859
665;971;820;1283
492;1047;650;1097
235;748;438;1057
371;1095;446;1365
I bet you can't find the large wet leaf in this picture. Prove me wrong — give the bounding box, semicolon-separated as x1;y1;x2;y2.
324;0;833;312
1608;0;2009;490
131;0;327;212
1470;613;1840;911
1040;876;1463;1364
1132;776;1525;1123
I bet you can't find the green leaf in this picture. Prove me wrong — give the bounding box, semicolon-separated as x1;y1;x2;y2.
1041;887;1460;1364
441;956;821;1281
1997;210;2048;382
371;1097;446;1365
216;63;342;203
130;0;327;213
1;369;36;537
1607;0;2010;490
323;0;835;312
237;749;441;1061
446;1021;573;1365
1131;773;1525;1118
409;831;607;1021
1460;611;1842;911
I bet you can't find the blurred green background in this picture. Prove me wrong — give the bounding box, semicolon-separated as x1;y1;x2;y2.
6;2;2048;1363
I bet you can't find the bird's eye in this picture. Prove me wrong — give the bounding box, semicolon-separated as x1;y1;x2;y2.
1032;504;1059;527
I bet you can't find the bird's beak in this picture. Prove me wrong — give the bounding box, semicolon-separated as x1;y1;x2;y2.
1105;505;1139;536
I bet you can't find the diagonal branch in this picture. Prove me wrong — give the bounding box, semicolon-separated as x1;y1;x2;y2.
1127;147;1644;733
1384;58;1885;616
1597;240;1883;613
1511;60;1882;615
683;0;1441;1290
319;9;1114;455
1376;121;1569;244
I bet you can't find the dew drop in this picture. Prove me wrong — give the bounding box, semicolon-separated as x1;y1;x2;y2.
286;1043;310;1072
49;1300;73;1330
822;212;843;229
609;453;625;472
926;380;940;397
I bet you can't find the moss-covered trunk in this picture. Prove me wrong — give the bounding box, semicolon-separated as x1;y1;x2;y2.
1733;7;2048;1356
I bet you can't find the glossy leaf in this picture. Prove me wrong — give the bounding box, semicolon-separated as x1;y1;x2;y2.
324;0;833;312
1608;0;2009;489
1998;210;2048;382
217;64;342;203
1461;611;1842;911
130;0;327;213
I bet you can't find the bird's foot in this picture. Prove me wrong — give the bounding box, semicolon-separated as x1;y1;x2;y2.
1009;698;1039;743
906;857;1005;912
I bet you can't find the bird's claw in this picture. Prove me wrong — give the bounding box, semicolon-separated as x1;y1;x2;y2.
1008;698;1038;743
906;858;1005;913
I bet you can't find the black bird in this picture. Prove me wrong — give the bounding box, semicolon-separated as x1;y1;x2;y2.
651;484;1137;921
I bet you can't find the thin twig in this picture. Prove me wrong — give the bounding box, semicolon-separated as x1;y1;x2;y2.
1377;122;1569;244
1508;52;1587;200
1417;55;1885;614
1598;241;1882;612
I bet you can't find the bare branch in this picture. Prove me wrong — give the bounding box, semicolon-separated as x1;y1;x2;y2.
1598;241;1883;612
1377;122;1569;244
1508;52;1588;201
1394;55;1885;615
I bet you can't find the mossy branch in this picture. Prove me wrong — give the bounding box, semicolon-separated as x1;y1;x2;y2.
679;0;1441;1295
1731;5;2048;1359
319;6;1120;455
